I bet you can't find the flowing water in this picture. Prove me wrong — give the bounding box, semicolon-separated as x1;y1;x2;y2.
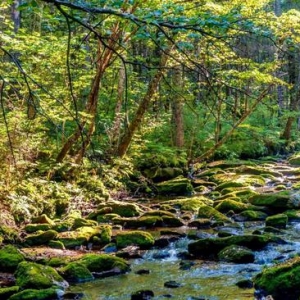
68;162;300;299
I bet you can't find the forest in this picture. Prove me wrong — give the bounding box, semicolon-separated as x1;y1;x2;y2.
2;0;300;299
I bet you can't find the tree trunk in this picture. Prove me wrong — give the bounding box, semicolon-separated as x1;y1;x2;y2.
171;66;184;148
116;47;172;157
11;0;21;33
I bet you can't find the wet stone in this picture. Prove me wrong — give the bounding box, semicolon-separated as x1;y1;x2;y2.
135;269;150;275
164;281;182;288
131;290;154;299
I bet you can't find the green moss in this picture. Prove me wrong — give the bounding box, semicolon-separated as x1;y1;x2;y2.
0;245;25;272
46;257;69;268
15;261;67;290
161;196;213;212
254;256;300;299
97;213;120;223
288;154;300;166
237;210;268;221
0;286;19;300
198;205;230;222
0;226;20;243
24;224;52;233
116;231;155;249
8;287;59;300
100;226;112;244
72;218;98;230
97;201;141;217
214;199;250;213
25;230;58;246
57;226;100;249
156;177;193;196
31;214;55;226
188;234;283;258
215;181;247;191
79;253;130;273
249;191;291;210
113;216;163;228
218;245;255;263
48;240;65;250
265;214;288;229
59;262;94;283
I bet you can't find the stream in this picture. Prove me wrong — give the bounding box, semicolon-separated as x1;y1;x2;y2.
68;161;300;299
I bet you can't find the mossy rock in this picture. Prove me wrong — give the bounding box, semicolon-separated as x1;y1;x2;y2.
97;213;120;223
265;214;288;229
15;261;68;290
142;211;184;227
235;210;268;221
79;253;130;273
143;167;183;182
100;225;112;244
188;234;284;259
52;220;74;233
0;245;25;272
24;224;52;234
215;181;247;191
217;245;255;263
214;199;250;214
8;287;59;300
253;256;300;299
25;230;58;246
284;209;300;221
72;218;98;230
59;262;94;283
249;191;291;211
113;216;163;229
46;257;69;268
31;214;55;226
57;226;100;249
198;205;230;222
48;240;65;250
97;201;141;218
162;196;213;212
0;226;20;243
288;154;300;166
0;286;19;300
156;177;193;196
116;231;155;249
234;165;282;177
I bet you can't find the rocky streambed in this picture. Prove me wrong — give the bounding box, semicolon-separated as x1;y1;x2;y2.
2;157;300;299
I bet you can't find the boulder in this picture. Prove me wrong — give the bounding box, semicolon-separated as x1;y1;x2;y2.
116;231;155;249
24;230;58;246
156;177;193;196
7;287;61;300
14;261;68;290
188;234;284;259
0;245;25;272
265;214;288;229
253;256;300;299
59;262;94;283
97;201;141;218
218;245;255;263
214;199;250;213
198;205;231;222
0;286;19;300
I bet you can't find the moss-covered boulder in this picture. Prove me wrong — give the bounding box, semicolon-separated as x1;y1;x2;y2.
24;230;58;246
24;224;52;234
100;225;112;244
161;196;213;212
48;240;65;250
59;262;94;283
234;210;268;221
113;216;163;229
265;214;288;229
142;211;184;227
0;286;19;300
143;167;183;182
288;154;300;166
15;261;68;290
249;191;291;211
217;245;255;263
72;218;98;230
57;226;100;249
156;177;193;196
253;256;300;299
8;287;60;300
79;253;130;274
31;214;55;226
198;205;231;222
97;201;141;218
116;231;155;249
215;181;247;191
0;245;25;272
97;213;120;223
214;199;250;213
188;234;284;259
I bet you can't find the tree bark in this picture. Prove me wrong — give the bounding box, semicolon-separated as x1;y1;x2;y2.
116;47;172;157
171;66;184;148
